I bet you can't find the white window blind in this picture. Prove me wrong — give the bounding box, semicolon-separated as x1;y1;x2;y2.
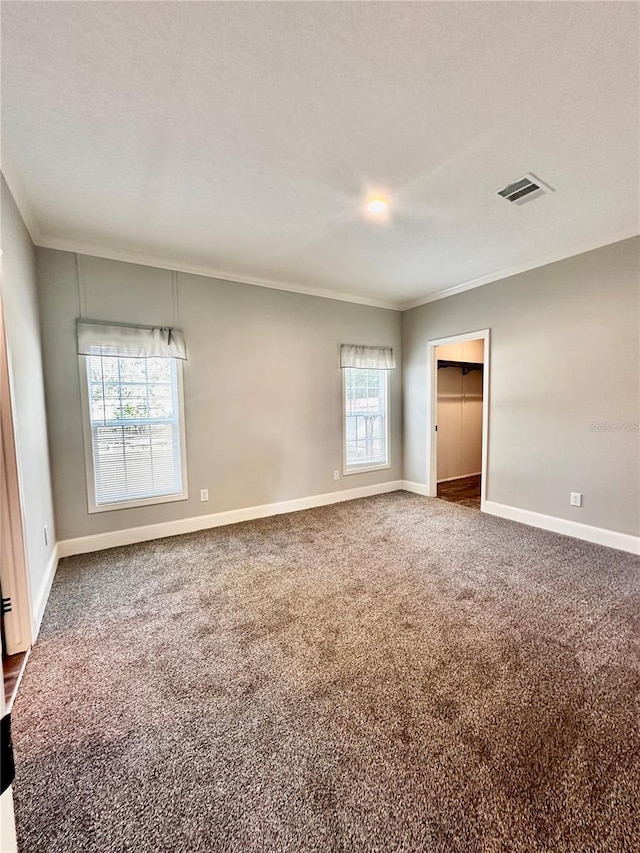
343;367;389;471
85;348;186;509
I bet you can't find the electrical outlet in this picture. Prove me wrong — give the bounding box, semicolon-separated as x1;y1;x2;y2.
44;524;49;546
200;489;209;502
333;470;340;481
570;492;582;507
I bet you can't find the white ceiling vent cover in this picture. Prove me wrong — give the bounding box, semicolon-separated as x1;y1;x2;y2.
497;173;554;206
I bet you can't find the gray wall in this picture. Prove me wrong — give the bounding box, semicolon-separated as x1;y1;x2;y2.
403;236;640;536
1;176;57;606
36;249;402;541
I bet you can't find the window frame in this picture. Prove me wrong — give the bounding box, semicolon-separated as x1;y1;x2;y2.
78;354;189;513
342;367;391;476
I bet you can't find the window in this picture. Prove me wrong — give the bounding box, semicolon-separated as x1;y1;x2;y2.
80;349;188;512
343;367;389;473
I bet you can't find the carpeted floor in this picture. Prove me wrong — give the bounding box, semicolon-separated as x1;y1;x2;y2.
12;493;640;852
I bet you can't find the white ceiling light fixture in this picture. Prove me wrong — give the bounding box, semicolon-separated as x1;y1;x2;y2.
366;196;391;216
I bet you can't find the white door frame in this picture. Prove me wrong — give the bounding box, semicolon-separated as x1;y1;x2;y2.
0;288;34;652
426;329;490;510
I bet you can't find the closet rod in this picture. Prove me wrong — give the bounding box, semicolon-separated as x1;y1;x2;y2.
437;360;484;376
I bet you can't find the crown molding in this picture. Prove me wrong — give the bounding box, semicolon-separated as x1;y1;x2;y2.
34;234;401;311
5;162;637;314
43;223;635;314
399;224;640;311
0;151;44;244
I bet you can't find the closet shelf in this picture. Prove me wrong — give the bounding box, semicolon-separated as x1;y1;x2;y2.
437;360;484;375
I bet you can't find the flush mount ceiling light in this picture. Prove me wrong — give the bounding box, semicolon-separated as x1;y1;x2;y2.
366;197;391;215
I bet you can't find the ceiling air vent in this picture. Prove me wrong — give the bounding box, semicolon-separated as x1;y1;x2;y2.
497;173;554;206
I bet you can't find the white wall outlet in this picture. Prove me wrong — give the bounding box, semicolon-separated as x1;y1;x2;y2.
570;492;582;507
44;524;49;546
200;489;209;502
333;470;340;481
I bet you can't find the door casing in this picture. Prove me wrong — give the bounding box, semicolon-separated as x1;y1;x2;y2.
0;289;34;653
426;329;490;509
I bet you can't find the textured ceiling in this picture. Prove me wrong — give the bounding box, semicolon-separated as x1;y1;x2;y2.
1;1;638;308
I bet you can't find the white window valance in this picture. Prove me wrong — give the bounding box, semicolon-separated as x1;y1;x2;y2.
340;344;396;370
77;320;187;360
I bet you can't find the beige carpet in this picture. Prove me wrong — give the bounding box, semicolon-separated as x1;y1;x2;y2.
12;493;640;852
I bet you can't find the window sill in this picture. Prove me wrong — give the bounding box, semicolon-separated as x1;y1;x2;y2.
88;491;189;514
342;463;391;477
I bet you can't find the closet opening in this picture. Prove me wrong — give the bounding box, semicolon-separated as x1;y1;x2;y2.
426;330;490;511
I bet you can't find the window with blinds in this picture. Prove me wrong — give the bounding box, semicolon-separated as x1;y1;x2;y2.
82;349;187;511
343;367;389;473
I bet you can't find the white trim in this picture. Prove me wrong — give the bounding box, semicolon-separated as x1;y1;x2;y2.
0;158;43;245
342;366;391;476
57;480;404;557
399;226;639;311
400;485;639;554
35;228;640;314
32;544;59;638
78;355;189;513
401;480;430;496
436;472;482;484
426;330;490;507
483;501;640;556
34;237;398;311
427;329;489;347
1;300;36;652
52;487;638;585
4;160;636;313
343;464;391;477
89;492;189;514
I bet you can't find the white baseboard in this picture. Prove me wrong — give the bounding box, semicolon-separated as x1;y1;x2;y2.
399;485;639;554
58;480;404;557
53;483;638;570
401;480;431;496
32;544;59;638
483;501;640;555
437;472;482;484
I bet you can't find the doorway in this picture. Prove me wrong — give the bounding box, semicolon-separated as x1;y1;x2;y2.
427;330;489;510
0;287;33;709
